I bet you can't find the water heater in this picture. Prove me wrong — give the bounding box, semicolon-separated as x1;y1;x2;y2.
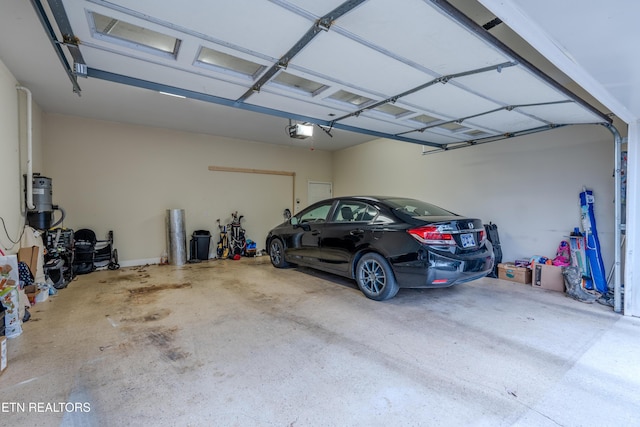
25;174;64;230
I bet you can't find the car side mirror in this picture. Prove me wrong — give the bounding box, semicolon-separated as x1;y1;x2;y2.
291;217;310;231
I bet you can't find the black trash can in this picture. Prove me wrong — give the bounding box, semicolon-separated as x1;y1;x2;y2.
190;230;211;261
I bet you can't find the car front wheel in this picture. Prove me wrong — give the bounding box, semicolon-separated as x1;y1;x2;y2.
269;238;290;268
355;253;399;301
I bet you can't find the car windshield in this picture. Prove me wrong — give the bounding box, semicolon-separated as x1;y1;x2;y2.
384;198;455;217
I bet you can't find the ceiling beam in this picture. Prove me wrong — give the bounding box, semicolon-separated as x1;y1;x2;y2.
30;0;83;94
87;68;445;148
396;100;573;136
236;0;367;102
331;61;517;124
45;0;86;68
421;123;570;155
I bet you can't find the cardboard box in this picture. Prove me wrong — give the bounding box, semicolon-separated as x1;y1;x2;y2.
498;263;532;284
22;284;38;305
1;337;7;374
532;262;565;292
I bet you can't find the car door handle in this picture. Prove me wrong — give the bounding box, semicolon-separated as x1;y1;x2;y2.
350;229;364;236
311;230;321;236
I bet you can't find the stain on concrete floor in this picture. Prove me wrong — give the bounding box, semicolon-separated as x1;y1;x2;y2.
2;259;637;427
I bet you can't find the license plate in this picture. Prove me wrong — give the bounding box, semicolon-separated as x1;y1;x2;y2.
461;233;476;248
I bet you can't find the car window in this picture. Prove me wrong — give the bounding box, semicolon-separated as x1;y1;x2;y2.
385;198;455;217
332;201;378;222
298;202;332;223
372;213;395;224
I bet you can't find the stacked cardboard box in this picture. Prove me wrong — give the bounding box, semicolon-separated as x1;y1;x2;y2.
497;263;532;284
532;262;565;292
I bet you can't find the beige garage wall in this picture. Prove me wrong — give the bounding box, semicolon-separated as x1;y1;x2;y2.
333;125;618;270
43;114;332;265
0;59;43;254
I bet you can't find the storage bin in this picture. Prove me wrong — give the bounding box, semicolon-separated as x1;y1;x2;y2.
190;230;211;261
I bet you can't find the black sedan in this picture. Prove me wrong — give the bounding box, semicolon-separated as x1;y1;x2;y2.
266;196;494;301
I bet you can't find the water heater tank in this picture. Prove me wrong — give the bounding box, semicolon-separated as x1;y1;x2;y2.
30;174;53;212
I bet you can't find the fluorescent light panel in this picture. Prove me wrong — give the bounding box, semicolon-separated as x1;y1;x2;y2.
373;103;413;117
271;72;327;95
410;114;439;125
196;47;264;77
327;90;373;107
91;12;180;57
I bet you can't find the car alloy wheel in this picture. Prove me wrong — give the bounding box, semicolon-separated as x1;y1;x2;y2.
269;238;289;268
356;253;399;301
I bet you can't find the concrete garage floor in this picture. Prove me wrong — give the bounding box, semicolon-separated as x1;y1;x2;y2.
2;257;639;426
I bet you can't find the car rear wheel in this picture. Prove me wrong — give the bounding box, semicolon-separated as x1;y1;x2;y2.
355;253;399;301
269;238;290;268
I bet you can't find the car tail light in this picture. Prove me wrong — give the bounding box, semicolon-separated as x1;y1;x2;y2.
408;225;456;245
478;229;486;243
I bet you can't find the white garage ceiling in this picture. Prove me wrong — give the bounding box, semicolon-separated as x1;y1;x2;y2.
0;0;613;151
479;0;640;125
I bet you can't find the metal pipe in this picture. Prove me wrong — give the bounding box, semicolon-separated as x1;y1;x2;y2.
398;100;572;137
603;123;623;313
166;209;187;266
16;86;35;210
421;124;569;154
333;61;517;124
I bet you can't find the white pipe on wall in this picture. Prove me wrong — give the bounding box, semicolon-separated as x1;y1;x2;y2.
16;85;35;210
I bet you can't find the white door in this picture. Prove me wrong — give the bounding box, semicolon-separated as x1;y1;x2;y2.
308;181;332;205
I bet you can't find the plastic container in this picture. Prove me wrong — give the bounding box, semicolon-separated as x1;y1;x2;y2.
190;230;211;261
